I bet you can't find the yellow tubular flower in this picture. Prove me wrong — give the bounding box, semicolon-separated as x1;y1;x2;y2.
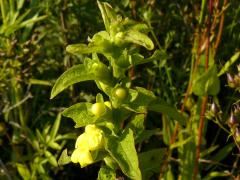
71;148;94;167
75;133;88;148
85;124;104;150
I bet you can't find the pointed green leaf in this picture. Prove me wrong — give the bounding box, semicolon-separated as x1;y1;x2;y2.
192;65;220;96
62;103;96;128
66;43;103;55
105;129;142;180
16;163;31;180
97;1;117;33
123;30;154;50
139;148;165;180
125;87;156;113
218;51;240;76
58;149;71;166
203;171;231;180
170;136;193;149
48;141;62;150
45;151;58;167
98;166;116;180
50;64;95;99
148;100;186;126
49;113;61;141
96;93;105;103
162;115;174;145
131;50;167;66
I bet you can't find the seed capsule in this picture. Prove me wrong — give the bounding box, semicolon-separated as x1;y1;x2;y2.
235;128;240;144
228;112;238;127
91;103;106;117
210;102;219;115
114;87;127;100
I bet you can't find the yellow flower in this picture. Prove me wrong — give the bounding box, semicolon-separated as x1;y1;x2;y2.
71;148;94;167
75;125;104;151
71;124;104;168
75;133;88;148
85;125;104;150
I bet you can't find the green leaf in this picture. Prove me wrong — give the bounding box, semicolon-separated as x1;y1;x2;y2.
164;166;175;180
139;148;165;180
203;171;231;180
148;100;186;126
58;149;71;166
50;64;94;99
49;113;61;141
62;103;97;128
192;65;220;96
16;163;31;180
136;129;159;144
206;143;234;170
45;151;58;167
98;166;116;180
123;30;154;50
96;93;105;103
66;43;101;55
162;115;174;145
218;51;240;76
105;129;142;180
48;141;62;150
66;31;112;56
97;1;118;33
125;87;156;113
170;136;193;149
131;50;168;66
126;114;145;136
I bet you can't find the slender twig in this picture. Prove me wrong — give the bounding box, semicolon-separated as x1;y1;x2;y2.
2;93;32;113
0;158;12;180
214;0;228;52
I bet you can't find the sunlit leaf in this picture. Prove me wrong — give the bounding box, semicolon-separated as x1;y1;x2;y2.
105;129;142;180
16;163;31;180
123;30;154;50
218;51;240;76
50;64;94;99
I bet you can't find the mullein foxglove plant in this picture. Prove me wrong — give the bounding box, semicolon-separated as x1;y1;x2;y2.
51;1;184;179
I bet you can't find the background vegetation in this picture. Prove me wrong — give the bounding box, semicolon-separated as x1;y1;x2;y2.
0;0;240;179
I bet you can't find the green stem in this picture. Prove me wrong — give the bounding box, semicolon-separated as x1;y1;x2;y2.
147;20;177;101
0;0;6;24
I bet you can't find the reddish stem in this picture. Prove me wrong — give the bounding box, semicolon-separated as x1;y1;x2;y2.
193;0;212;179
